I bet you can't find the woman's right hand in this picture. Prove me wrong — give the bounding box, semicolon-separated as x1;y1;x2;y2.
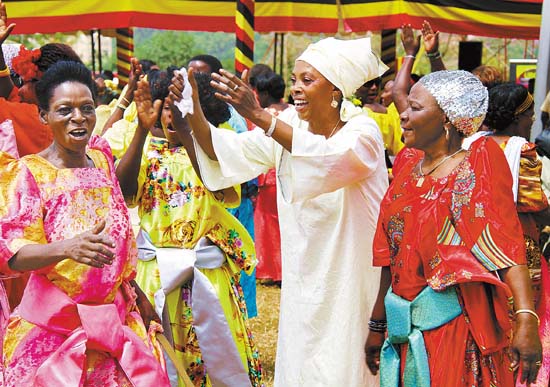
0;0;15;45
62;220;115;268
167;69;194;132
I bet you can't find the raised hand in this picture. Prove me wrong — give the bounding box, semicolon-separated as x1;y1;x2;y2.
127;57;142;94
167;70;191;133
210;68;262;120
421;20;440;55
400;24;421;57
0;0;15;45
134;76;162;131
61;219;115;268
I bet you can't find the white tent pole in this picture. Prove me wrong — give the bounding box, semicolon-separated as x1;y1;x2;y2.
532;0;550;139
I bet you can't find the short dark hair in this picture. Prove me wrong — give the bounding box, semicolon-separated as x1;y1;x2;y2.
139;59;158;74
188;54;222;74
36;61;95;110
249;63;273;88
147;69;171;128
148;70;171;104
37;43;83;74
485;82;531;132
193;72;230;126
254;71;285;100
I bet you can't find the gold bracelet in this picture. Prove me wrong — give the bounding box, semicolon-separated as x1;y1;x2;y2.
121;96;130;105
515;309;540;325
0;66;10;78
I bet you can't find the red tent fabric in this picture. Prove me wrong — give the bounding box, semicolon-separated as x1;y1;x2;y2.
4;0;542;39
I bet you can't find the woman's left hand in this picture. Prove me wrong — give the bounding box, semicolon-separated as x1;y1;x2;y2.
365;331;385;375
134;76;162;131
510;315;542;385
210;68;262;120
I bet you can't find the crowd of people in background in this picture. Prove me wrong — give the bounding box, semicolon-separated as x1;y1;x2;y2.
1;0;550;384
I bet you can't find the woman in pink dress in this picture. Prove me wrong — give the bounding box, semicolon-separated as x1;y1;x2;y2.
0;61;169;387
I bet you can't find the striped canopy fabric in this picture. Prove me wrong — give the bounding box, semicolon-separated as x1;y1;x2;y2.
341;0;543;39
3;0;543;39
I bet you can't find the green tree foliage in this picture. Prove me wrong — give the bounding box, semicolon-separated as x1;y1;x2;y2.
135;30;195;70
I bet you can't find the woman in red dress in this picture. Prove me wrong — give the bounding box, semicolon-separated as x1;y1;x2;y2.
365;70;542;387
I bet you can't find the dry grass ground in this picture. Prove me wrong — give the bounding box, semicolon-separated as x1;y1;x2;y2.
249;282;281;387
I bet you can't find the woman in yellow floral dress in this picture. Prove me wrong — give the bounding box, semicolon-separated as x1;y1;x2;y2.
115;70;262;387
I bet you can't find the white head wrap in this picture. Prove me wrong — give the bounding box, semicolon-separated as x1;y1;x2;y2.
419;70;488;137
296;37;388;121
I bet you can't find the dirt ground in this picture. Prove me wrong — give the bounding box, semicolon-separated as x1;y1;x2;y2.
249;282;281;387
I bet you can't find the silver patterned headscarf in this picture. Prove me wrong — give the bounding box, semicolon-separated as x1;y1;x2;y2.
419;70;488;137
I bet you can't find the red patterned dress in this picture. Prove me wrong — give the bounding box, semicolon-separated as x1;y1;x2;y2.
374;137;526;386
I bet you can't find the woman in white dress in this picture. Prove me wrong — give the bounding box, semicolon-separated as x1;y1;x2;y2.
169;37;389;386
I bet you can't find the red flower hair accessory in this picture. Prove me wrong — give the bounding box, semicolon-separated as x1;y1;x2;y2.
11;45;43;82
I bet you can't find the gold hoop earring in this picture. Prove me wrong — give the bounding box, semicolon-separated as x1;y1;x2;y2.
445;127;450;141
331;96;339;109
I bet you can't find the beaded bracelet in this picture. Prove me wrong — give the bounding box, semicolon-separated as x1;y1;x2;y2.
426;51;441;60
368;319;388;333
116;103;128;111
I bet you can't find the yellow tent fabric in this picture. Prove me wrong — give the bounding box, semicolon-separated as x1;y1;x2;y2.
4;0;542;39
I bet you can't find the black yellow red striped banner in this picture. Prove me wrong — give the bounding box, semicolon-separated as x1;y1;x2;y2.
116;27;133;87
2;0;543;39
236;0;254;75
340;0;542;39
381;29;396;83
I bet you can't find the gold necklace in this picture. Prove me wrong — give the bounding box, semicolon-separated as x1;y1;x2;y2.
416;148;464;187
328;119;341;138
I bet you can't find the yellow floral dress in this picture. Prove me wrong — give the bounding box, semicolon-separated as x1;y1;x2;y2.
131;137;262;387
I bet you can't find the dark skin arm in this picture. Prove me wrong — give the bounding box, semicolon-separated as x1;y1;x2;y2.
100;58;142;136
211;68;294;152
393;24;419;114
166;71;204;180
8;219;115;271
364;266;391;375
130;279;161;329
167;70;239;204
421;20;446;72
115;76;162;199
499;265;542;385
0;0;16;99
365;265;543;385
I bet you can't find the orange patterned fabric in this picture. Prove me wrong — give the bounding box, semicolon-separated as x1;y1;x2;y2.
0;91;52;157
